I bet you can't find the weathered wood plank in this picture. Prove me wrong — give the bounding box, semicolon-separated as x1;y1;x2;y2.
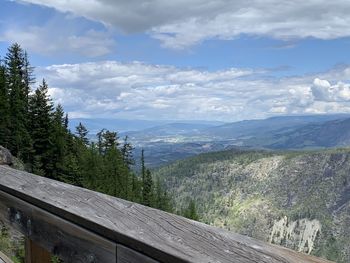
0;189;116;263
0;251;13;263
117;244;159;263
25;238;51;263
0;165;333;263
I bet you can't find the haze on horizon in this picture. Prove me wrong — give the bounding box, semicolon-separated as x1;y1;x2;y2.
1;0;350;122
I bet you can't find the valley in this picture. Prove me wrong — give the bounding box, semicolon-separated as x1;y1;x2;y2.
106;114;350;167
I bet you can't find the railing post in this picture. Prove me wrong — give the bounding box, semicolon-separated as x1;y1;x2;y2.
25;238;52;263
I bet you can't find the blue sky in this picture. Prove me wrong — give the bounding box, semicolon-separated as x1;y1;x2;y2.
1;0;350;121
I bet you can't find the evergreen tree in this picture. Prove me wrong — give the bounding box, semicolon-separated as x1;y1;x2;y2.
121;136;134;168
96;129;106;155
28;79;54;174
141;150;156;206
0;59;10;147
142;169;154;207
49;104;68;179
61;152;83;186
102;130;119;150
184;200;199;221
75;122;89;145
5;43;32;161
0;43;176;217
154;177;173;212
141;149;146;184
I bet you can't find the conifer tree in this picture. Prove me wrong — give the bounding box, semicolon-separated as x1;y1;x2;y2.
29;79;54;174
141;150;155;207
75;122;89;145
0;59;10;147
141;149;146;183
96;129;106;155
184;200;199;221
5;43;32;161
154;177;173;212
0;43;176;216
49;104;68;179
142;169;154;207
121;136;134;168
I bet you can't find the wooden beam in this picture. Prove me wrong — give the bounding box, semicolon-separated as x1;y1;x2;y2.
25;238;51;263
0;165;334;263
117;244;159;263
0;190;117;263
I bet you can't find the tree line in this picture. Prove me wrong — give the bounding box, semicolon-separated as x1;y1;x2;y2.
0;43;174;212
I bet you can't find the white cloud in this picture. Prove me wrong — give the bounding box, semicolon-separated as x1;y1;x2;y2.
16;0;350;48
312;78;350;102
0;24;115;57
33;61;350;121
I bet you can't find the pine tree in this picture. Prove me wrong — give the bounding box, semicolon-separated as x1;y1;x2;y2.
102;130;119;150
142;169;154;207
121;136;134;168
5;43;32;161
184;200;199;221
141;149;146;184
49;104;68;179
61;152;83;186
141;150;156;206
75;122;89;145
0;43;176;215
96;129;104;154
29;79;54;174
0;59;10;147
154;177;173;212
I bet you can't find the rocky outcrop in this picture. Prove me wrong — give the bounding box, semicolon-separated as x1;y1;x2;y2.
270;216;321;254
0;146;13;165
0;146;24;170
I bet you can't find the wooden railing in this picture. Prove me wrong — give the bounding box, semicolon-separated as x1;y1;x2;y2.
0;165;333;263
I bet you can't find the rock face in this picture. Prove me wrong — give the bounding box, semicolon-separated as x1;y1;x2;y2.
0;146;24;170
0;146;13;165
270;216;321;254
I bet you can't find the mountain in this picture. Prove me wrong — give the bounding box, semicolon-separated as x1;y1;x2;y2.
71;115;350;168
69;118;223;136
255;118;350;149
154;148;350;262
202;114;350;140
69;118;169;134
128;114;350;167
123;123;218;145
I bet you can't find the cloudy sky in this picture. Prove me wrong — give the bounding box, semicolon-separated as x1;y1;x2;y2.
1;0;350;121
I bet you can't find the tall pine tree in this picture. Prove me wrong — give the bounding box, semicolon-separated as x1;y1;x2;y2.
5;43;32;162
0;58;10;147
29;79;54;174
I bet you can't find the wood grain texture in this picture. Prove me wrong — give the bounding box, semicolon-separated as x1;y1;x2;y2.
0;190;116;263
0;251;13;263
25;239;51;263
0;165;333;263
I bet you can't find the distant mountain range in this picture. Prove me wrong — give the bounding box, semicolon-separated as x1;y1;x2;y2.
202;114;350;140
71;114;350;167
261;117;350;149
69;118;223;135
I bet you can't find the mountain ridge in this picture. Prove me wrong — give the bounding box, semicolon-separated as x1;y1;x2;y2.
154;148;350;262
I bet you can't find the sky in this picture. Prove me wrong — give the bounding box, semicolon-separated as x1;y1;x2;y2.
1;0;350;121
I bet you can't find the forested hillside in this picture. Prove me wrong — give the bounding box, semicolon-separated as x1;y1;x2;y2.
154;148;350;262
0;43;172;210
